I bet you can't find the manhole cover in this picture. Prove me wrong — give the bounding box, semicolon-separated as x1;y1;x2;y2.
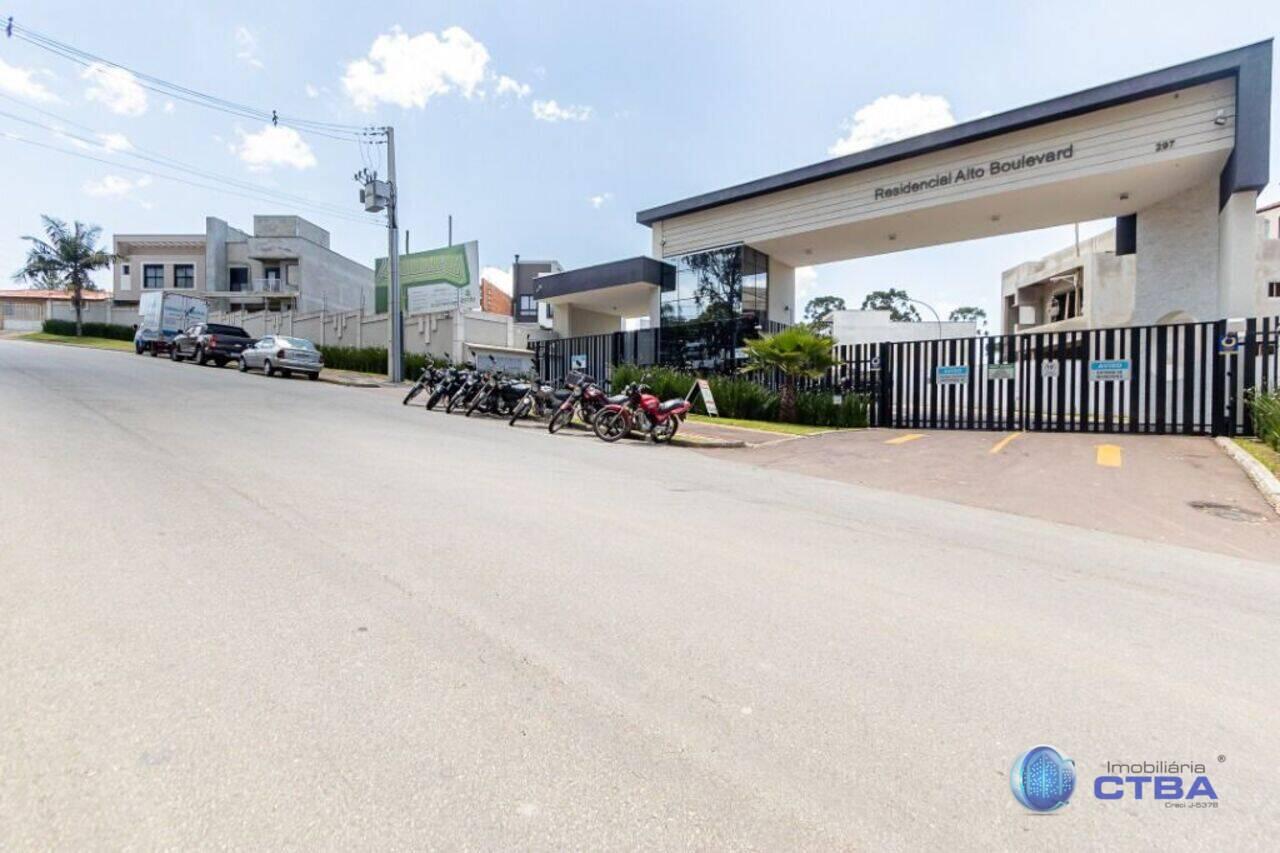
1188;501;1269;523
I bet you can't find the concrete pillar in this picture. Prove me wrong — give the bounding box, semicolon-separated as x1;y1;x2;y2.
647;286;661;329
767;257;796;327
1217;189;1259;319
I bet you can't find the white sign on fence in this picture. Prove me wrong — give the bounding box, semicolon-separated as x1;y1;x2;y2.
1041;360;1061;379
570;354;587;370
986;363;1016;382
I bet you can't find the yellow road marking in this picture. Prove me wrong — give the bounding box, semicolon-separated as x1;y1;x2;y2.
1096;444;1123;468
989;432;1024;455
885;433;926;445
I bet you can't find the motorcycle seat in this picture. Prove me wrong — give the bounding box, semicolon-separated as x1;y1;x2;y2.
659;398;688;413
606;394;628;404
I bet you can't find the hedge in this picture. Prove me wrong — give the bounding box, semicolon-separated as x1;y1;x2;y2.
608;363;868;428
42;319;135;341
315;345;445;378
1251;390;1280;452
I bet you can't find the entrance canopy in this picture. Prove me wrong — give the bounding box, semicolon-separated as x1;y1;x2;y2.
637;42;1271;268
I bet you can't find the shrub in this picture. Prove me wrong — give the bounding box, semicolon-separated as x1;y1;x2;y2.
608;362;866;427
315;345;444;378
1251;390;1280;452
42;319;134;341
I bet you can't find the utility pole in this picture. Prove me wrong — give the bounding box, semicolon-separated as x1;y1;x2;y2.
447;214;453;247
385;126;403;382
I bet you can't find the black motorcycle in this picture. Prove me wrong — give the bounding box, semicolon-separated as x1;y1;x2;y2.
403;362;448;406
445;370;485;414
508;376;568;426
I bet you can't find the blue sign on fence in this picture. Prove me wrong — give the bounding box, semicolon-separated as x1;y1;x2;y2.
1089;359;1131;381
936;365;970;385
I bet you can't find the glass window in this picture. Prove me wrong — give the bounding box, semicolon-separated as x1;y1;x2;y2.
174;264;195;289
660;245;767;327
143;264;164;289
121;264;130;276
229;267;249;292
1269;281;1280;299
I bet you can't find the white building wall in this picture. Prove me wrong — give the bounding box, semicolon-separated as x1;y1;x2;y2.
1217;190;1259;318
1134;180;1219;324
767;257;796;326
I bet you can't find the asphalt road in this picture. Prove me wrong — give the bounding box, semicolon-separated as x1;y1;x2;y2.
2;339;1278;850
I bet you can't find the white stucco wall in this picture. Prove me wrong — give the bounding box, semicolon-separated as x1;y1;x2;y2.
767;257;796;326
1217;190;1259;319
1133;179;1220;324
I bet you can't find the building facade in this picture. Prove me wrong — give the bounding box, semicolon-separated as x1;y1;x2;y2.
1003;204;1280;334
113;215;373;313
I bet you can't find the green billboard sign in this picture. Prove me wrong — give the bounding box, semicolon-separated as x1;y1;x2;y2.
374;241;479;315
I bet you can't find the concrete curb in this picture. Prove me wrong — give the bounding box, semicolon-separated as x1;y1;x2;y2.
671;434;746;449
1215;436;1280;516
318;373;389;389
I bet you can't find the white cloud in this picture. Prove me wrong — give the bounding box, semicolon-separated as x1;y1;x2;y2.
481;265;512;295
97;132;133;152
83;174;151;197
163;100;175;113
588;192;613;209
233;124;317;171
65;130;133;154
342;25;490;111
305;83;320;98
828;93;954;157
0;58;59;103
494;75;530;98
82;63;147;117
235;26;264;70
532;99;591;123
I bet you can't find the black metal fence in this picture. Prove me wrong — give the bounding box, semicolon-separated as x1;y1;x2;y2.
839;316;1278;436
531;316;1280;437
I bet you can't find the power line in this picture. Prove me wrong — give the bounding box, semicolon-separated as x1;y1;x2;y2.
2;15;380;142
0;131;383;228
0;95;380;222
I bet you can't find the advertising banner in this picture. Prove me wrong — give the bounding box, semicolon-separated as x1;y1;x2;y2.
375;240;480;315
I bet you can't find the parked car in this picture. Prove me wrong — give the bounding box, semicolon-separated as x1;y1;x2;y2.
239;335;323;380
135;291;207;356
170;323;255;366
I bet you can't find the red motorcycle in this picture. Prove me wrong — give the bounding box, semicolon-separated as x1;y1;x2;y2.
548;373;626;434
593;382;692;444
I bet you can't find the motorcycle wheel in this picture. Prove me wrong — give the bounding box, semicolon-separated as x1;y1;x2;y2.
594;410;630;443
548;408;574;434
403;382;425;405
465;389;488;417
446;392;464;414
508;399;531;426
424;389;445;410
653;418;679;443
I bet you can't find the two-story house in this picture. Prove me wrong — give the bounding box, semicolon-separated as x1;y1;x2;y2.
113;215;373;313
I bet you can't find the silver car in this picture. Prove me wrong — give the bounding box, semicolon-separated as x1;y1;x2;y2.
239;335;324;380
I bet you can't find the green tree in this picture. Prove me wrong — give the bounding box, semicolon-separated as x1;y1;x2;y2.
948;306;987;324
861;288;919;322
804;295;846;323
740;325;835;424
14;216;114;336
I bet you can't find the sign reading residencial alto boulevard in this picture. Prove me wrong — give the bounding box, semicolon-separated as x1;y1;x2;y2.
873;143;1075;201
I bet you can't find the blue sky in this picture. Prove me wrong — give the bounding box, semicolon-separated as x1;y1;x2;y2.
0;0;1276;324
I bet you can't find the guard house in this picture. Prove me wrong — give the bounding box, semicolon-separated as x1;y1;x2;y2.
635;42;1271;332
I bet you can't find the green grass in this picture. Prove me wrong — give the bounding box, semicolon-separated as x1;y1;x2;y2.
1234;437;1280;477
19;332;135;352
687;414;838;436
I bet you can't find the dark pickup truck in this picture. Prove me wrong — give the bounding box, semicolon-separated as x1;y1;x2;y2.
170;323;256;367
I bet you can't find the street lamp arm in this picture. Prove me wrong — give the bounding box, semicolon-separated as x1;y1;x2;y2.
905;297;943;340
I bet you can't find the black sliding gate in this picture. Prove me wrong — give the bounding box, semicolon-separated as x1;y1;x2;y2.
836;316;1278;436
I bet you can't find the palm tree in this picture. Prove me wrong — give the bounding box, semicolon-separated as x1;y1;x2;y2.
740;325;836;423
14;216;115;336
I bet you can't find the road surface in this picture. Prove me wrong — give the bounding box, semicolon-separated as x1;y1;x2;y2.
1;339;1277;850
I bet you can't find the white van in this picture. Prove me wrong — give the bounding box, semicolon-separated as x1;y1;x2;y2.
135;291;208;356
